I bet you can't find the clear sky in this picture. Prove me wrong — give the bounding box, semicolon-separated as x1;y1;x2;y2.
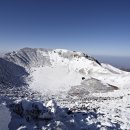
0;0;130;56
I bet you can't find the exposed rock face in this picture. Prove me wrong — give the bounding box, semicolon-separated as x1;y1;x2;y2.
4;48;51;68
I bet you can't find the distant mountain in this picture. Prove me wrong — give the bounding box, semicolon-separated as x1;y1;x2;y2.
94;55;130;70
119;68;130;72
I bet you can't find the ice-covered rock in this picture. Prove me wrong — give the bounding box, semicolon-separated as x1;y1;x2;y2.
46;100;57;113
8;99;122;130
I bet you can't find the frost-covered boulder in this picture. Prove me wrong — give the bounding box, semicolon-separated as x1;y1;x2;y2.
9;99;80;129
10;100;49;121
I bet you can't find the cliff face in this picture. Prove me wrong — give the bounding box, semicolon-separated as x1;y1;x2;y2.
4;48;51;68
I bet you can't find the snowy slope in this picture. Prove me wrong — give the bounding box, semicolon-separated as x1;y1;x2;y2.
27;48;130;96
0;47;130;129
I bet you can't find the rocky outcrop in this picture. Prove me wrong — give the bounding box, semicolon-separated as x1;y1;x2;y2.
8;99;121;130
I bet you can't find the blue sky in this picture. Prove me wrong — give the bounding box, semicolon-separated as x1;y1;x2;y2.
0;0;130;56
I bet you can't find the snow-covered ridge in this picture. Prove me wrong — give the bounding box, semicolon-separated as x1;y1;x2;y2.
1;47;130;129
1;47;130;91
3;47;101;68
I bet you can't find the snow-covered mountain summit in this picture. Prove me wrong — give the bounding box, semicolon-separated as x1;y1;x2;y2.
1;47;130;95
1;48;130;129
4;47;101;68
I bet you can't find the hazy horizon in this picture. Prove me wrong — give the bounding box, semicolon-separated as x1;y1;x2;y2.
93;55;130;69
